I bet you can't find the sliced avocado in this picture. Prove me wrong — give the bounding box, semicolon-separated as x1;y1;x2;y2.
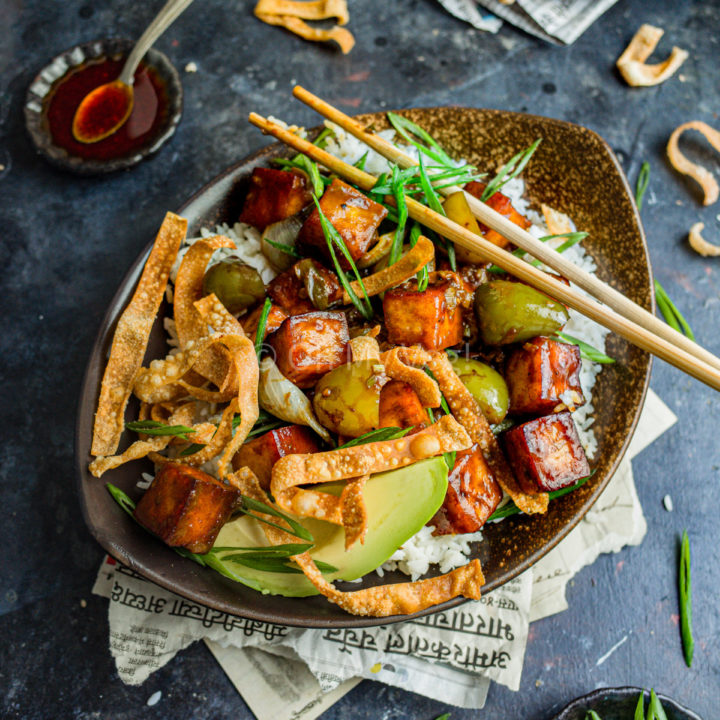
211;457;449;596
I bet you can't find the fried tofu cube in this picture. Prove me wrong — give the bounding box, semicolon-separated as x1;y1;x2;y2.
239;167;312;231
382;274;464;350
232;425;320;489
465;181;531;248
430;445;502;535
503;411;590;493
133;464;238;554
506;337;585;415
242;303;289;343
269;311;350;388
297;178;387;266
267;266;316;316
378;380;428;431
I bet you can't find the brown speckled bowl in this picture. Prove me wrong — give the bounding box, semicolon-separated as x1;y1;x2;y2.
75;107;652;628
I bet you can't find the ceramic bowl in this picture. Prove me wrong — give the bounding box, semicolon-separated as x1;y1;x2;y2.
76;107;653;627
553;686;703;719
24;38;182;175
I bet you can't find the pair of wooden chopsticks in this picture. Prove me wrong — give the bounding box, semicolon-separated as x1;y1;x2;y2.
248;88;720;392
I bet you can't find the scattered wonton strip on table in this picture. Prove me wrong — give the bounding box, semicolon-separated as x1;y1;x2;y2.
616;24;688;87
254;0;354;54
426;351;549;515
667;121;720;206
688;222;720;257
91;212;187;457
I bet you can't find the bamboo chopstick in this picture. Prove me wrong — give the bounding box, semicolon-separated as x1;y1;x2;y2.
247;111;720;392
292;85;720;375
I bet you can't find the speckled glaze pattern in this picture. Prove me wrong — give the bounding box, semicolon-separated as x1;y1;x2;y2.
76;108;652;628
24;38;183;175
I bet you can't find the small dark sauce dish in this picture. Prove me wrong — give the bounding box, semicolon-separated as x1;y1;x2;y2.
25;38;182;175
553;686;703;720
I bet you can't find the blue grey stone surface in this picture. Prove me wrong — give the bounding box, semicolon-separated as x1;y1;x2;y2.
1;0;718;717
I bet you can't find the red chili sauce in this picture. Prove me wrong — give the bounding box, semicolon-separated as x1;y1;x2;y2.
45;56;168;161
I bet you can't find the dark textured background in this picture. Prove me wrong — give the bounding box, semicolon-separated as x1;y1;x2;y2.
1;0;719;717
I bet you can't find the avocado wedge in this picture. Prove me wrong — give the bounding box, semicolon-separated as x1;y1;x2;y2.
211;456;449;596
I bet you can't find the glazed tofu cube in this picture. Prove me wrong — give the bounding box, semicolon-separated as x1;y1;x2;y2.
133;464;239;554
267;266;316;316
239;167;311;231
297;178;387;266
506;337;585;415
242;303;289;343
269;311;350;388
503;411;590;493
465;181;531;248
430;445;502;535
378;380;428;431
383;274;464;350
232;425;320;489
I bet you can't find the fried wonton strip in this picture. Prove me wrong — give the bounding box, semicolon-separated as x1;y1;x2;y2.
426;351;549;515
215;334;260;478
255;11;354;54
91;213;187;457
349;334;381;361
541;204;574;235
341;476;368;549
88;402;195;477
343;237;435;304
381;346;441;407
293;553;484;617
688;222;720;257
616;24;688;87
134;336;217;403
270;415;472;514
228;467;484;618
667;121;720;206
174;236;237;390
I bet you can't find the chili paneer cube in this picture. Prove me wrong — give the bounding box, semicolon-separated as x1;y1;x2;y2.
378;380;428;431
242;303;289;343
133;464;239;554
383;273;464;350
465;181;532;248
506;337;585;415
267;265;316;316
269;311;350;388
232;425;320;489
239;167;312;231
503;411;590;494
430;445;502;535
297;178;387;265
267;260;343;316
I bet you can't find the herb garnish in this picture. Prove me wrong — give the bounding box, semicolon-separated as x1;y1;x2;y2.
273;154;324;197
487;231;588;274
354;151;369;171
418;155;456;271
387;112;461;168
313;195;373;319
481;139;542;201
552;331;615;365
654;280;695;341
409;222;430;290
388;164;409;267
679;529;694;667
125;420;196;440
254;297;273;358
263;237;302;258
635;162;695;341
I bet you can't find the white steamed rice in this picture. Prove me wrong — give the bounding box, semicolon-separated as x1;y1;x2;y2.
180;123;610;579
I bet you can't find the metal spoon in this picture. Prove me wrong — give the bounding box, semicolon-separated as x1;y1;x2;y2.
72;0;193;144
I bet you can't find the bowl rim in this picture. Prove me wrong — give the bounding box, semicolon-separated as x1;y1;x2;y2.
24;37;183;175
75;106;653;628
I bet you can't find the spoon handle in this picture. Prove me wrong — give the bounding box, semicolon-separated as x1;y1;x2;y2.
119;0;194;85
